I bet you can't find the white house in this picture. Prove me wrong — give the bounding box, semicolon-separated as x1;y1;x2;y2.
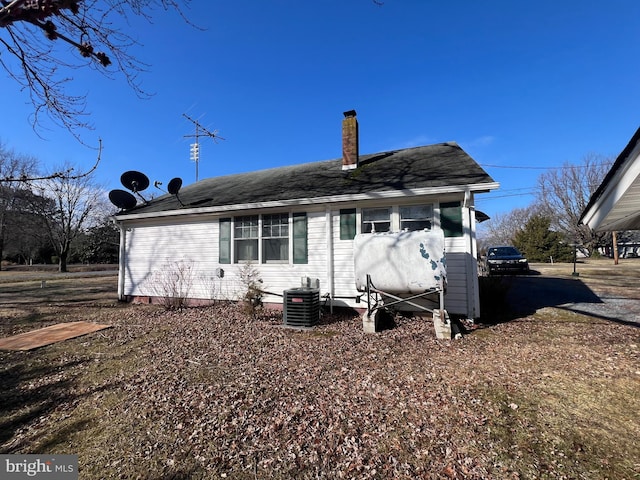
112;111;499;320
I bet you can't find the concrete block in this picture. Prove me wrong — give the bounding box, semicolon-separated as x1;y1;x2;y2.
432;309;451;339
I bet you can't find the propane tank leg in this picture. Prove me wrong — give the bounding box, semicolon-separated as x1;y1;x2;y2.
433;308;451;339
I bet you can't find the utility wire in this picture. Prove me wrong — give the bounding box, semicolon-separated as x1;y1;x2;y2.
479;162;613;171
476;191;538;201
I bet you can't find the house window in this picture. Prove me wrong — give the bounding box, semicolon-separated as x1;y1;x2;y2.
224;213;308;264
234;215;259;262
362;207;391;233
292;212;308;264
400;205;433;231
219;218;231;264
340;208;356;240
262;213;289;263
441;201;464;237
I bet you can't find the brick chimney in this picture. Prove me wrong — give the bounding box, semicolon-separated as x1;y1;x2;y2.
342;110;359;170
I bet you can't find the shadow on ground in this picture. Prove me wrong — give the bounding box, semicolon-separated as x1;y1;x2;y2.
480;272;606;324
0;356;123;453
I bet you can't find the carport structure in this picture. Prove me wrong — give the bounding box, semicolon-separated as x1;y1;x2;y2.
581;126;640;231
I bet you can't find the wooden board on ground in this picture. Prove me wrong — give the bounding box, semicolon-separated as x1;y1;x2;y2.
0;321;112;351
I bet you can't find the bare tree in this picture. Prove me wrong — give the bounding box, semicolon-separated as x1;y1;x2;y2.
478;205;540;252
30;161;108;271
5;187;53;264
535;154;613;254
0;0;189;136
0;141;38;268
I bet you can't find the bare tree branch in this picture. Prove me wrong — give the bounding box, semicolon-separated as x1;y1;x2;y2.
1;1;190;137
0;137;102;182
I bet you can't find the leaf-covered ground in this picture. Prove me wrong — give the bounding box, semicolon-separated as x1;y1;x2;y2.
0;271;639;479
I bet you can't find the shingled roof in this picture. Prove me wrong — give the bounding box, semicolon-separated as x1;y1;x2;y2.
115;142;497;218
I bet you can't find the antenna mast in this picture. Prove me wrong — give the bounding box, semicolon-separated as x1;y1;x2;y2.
183;113;224;182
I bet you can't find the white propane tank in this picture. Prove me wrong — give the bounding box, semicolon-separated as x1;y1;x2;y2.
354;230;446;294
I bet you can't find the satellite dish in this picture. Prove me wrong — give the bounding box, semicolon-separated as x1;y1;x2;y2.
121;171;150;193
168;177;185;206
167;177;182;195
109;189;137;210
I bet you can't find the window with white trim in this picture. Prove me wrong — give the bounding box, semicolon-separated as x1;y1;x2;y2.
262;213;289;263
362;207;391;233
400;205;433;231
234;215;258;262
219;218;231;264
220;213;308;264
441;201;464;237
340;208;356;240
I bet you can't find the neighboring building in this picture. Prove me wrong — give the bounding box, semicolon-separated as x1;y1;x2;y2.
581;126;640;231
112;111;499;320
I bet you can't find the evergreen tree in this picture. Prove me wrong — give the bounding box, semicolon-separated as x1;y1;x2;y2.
74;220;119;264
514;215;574;263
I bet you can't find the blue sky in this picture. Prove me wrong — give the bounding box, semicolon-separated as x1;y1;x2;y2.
2;1;640;224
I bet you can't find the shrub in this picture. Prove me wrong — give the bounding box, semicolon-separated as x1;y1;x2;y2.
238;262;263;318
147;260;195;310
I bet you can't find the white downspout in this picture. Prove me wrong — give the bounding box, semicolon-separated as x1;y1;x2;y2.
464;189;480;320
326;207;334;313
117;222;126;301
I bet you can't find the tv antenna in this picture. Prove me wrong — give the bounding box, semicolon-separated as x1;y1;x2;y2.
183;113;224;182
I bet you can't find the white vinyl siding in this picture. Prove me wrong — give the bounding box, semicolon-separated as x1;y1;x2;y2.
124;220;232;300
123;212;325;305
120;196;481;319
332;211;359;303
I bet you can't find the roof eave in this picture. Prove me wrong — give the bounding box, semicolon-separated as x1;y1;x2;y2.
113;182;500;222
580;132;640;231
580;125;640;227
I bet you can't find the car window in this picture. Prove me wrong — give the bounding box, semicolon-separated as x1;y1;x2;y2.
489;247;520;256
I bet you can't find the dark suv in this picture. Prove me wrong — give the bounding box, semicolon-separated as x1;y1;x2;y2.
485;246;529;275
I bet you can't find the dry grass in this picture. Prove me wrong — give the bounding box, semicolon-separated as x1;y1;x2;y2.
535;258;640;298
0;266;639;479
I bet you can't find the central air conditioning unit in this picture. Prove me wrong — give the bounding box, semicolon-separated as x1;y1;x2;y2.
283;288;320;328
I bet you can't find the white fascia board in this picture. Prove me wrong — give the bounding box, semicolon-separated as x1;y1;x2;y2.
582;141;640;230
113;182;501;223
